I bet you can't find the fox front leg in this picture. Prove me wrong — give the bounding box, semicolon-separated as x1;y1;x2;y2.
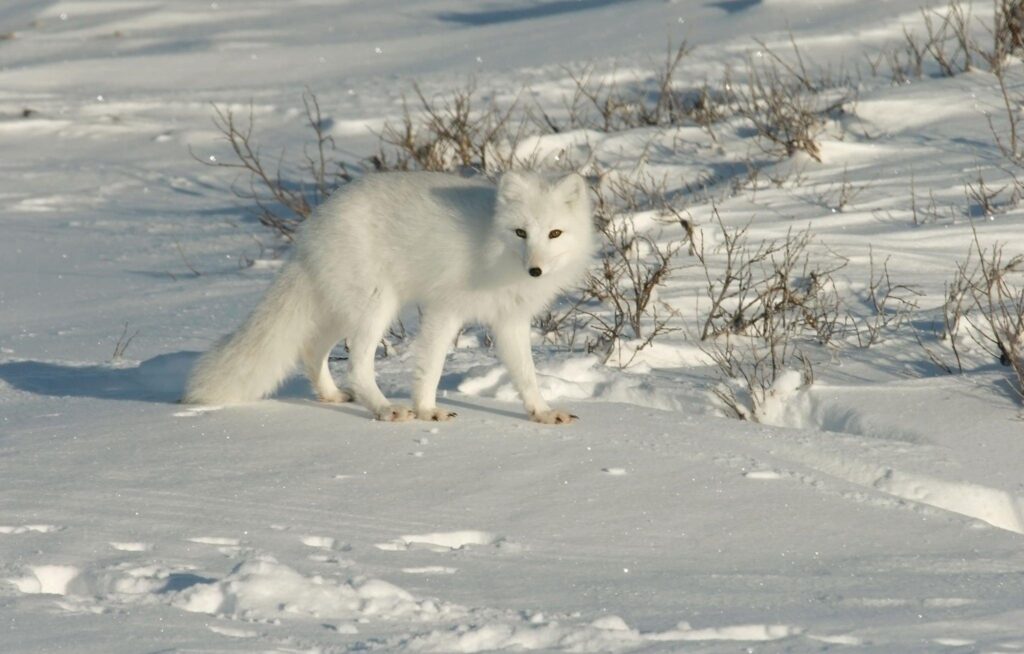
491;318;577;425
412;311;462;421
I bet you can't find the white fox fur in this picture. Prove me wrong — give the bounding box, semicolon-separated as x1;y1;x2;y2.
183;170;595;423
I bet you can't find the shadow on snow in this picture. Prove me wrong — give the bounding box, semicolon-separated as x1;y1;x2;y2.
0;352;201;403
438;0;643;26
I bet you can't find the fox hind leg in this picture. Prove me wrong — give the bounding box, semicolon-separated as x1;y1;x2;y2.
346;288;412;421
302;322;351;403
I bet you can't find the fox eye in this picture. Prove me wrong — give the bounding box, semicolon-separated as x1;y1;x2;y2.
548;229;563;239
514;228;527;239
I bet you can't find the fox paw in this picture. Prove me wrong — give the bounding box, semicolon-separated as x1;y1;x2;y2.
416;407;457;422
530;409;578;425
375;405;415;422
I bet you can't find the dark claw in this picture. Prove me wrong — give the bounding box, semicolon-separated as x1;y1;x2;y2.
555;416;564;424
570;414;579;420
448;412;457;418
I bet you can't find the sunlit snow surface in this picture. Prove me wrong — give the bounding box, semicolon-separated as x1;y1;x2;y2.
2;1;1024;652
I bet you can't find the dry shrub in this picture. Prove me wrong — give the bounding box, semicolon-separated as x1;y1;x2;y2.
880;1;1024;82
983;0;1024;69
543;40;699;133
942;231;1024;398
879;1;975;81
373;80;528;174
695;209;845;343
848;250;921;348
552;34;850;164
692;210;848;419
707;331;814;421
111;322;139;362
193;91;351;239
585;180;686;362
918;1;975;76
700;233;922;420
725;51;852;163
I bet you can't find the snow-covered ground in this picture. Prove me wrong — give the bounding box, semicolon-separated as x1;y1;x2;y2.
2;1;1024;652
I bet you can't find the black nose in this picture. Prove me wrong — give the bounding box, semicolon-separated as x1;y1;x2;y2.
529;267;543;277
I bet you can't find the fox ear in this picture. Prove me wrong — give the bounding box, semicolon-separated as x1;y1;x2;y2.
498;171;532;204
555;173;587;207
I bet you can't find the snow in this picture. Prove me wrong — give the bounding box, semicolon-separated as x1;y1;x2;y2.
3;0;1024;652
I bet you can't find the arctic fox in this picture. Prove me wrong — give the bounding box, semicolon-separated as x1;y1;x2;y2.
183;171;595;423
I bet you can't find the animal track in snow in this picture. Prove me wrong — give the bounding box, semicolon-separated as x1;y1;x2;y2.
307;553;355;566
301;535;351;551
743;470;784;480
807;633;863;646
110;541;153;552
54;597;108;615
172;406;221;418
932;637;976;647
301;535;336;549
375;530;501;552
9;565;79;595
207;624;258;639
187;536;240;546
401;566;457;575
334;473;366;481
325;622;360;634
0;524;62;534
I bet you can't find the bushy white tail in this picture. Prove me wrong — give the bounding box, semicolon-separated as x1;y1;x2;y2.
183;265;316;405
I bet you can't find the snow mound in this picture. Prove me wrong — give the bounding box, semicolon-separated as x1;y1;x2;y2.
18;556;464;626
743;378;1024;534
458;357;607;403
604;340;714;370
173;557;460;622
752;369;807;425
457;356;682;411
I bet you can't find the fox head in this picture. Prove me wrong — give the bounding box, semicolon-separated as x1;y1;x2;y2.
494;171;595;280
